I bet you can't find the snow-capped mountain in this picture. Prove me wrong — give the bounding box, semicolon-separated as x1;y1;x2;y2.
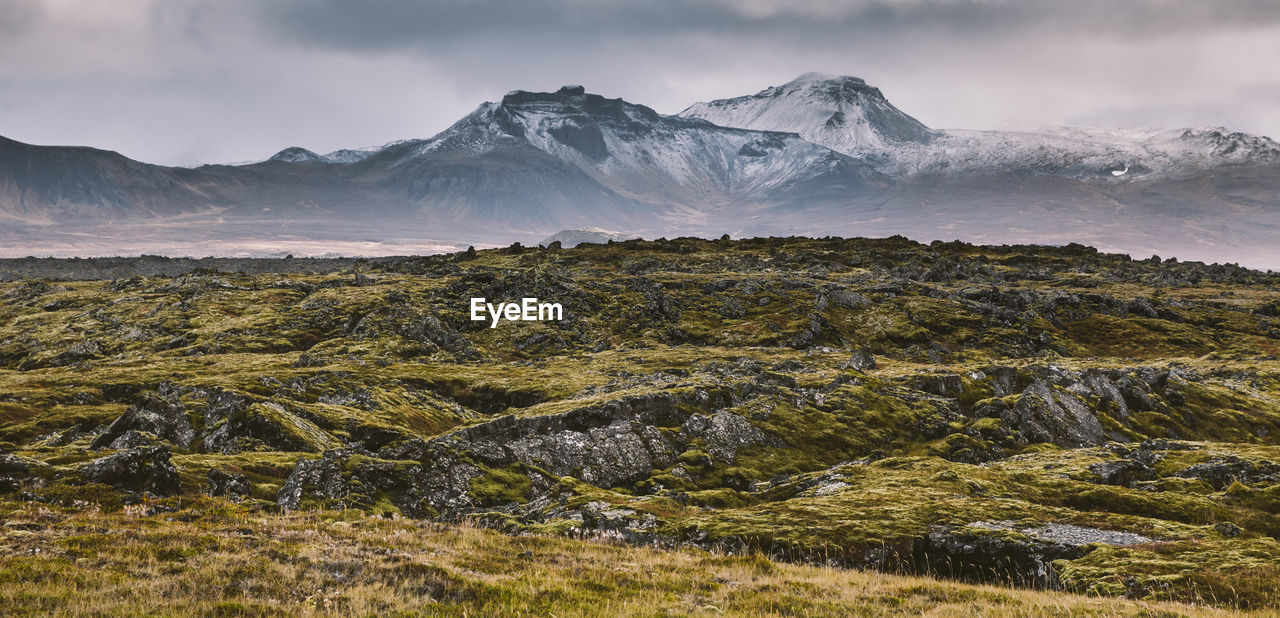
1;75;1278;266
346;85;887;230
681;73;934;154
683;74;1280;182
870;126;1280;182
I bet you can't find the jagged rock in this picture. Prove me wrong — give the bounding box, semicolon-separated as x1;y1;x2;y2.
0;453;50;492
913;525;1085;588
791;312;829;349
816;286;871;310
577;500;659;536
1089;459;1156;487
91;392;195;449
50;339;103;366
77;446;180;495
983;366;1020;397
277;447;484;517
200;389;252;452
292;352;327;368
1003;381;1107;447
277;450;354;511
208;469;250;501
1175;456;1280;490
753;371;798;389
103;430;163;450
917;374;963;397
915;521;1152;587
1079;371;1132;421
210;402;339;454
277;387;779;517
1215;521;1243;538
843;348;877;371
719;297;747;318
349;424;415;452
683;411;783;464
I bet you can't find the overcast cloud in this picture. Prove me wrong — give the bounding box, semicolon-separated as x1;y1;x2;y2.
2;0;1278;166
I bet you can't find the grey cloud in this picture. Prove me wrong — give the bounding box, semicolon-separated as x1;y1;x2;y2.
256;0;1280;50
0;0;42;37
1;0;1278;165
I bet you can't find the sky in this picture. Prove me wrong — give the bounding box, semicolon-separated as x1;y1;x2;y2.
2;0;1278;166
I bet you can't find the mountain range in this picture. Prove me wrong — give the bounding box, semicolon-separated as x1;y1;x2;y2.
2;73;1278;267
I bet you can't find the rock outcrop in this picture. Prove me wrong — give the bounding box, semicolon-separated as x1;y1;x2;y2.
91;392;195;450
77;446;180;496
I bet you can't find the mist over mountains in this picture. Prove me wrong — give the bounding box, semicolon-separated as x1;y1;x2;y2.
2;74;1278;267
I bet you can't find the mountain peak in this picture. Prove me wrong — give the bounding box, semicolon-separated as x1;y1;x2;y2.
269;147;327;163
788;72;867;86
495;86;662;126
680;72;934;153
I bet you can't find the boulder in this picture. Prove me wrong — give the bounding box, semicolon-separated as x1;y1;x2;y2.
78;446;180;495
843;348;877;371
1089;459;1156;487
1175;455;1280;490
91;392;195;450
912;524;1085;588
1003;381;1107;447
277;448;483;518
816;286;871;311
982;366;1020;397
917;374;964;397
210;402;340;454
208;469;251;500
683;411;783;463
0;453;51;492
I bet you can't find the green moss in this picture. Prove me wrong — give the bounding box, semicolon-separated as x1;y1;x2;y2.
469;464;534;507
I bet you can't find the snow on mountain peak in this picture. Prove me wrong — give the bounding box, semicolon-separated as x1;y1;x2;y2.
269;147;328;163
792;72;857;83
680;73;934;153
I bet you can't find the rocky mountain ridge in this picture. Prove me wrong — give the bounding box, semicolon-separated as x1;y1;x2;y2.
2;75;1279;267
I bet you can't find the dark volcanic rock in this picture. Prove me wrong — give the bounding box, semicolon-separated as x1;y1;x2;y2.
1175;455;1280;490
77;446;180;495
912;525;1087;588
1003;381;1107;447
816;286;871;311
277;447;486;518
50;339;103;366
982;366;1020;397
0;453;51;492
1089;459;1157;487
278;386;781;517
917;373;963;397
842;348;877;371
211;402;336;454
208;469;251;500
91;392;195;450
682;410;784;464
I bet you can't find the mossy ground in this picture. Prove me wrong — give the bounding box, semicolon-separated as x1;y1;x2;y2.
2;236;1279;613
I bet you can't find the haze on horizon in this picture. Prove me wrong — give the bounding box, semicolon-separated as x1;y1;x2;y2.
1;0;1279;167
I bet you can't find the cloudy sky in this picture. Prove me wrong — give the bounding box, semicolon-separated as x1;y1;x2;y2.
2;0;1278;166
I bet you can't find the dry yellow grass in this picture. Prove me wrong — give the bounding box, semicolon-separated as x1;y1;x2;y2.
0;498;1254;617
